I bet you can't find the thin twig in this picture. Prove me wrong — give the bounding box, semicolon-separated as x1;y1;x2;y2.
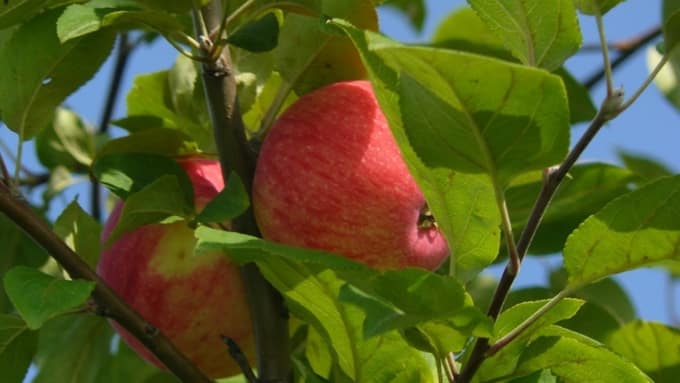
91;33;133;221
458;103;613;383
222;335;259;383
0;186;212;382
584;26;662;90
617;52;670;113
192;1;291;381
596;14;614;95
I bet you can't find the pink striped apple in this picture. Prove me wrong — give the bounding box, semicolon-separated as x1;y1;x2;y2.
97;157;254;378
252;81;449;270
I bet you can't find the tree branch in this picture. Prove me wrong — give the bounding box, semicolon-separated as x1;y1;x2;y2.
584;26;662;90
458;101;613;383
192;2;291;382
91;32;133;221
0;182;212;383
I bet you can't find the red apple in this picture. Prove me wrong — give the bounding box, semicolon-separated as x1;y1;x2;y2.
97;157;254;378
252;80;449;270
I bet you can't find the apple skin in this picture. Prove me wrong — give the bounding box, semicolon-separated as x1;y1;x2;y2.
97;158;254;378
252;81;449;270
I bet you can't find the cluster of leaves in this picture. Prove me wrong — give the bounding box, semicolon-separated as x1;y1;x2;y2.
2;0;680;383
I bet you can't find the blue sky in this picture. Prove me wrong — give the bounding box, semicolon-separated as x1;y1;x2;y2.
2;1;677;324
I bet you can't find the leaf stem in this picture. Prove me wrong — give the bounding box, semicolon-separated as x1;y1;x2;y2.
616;51;670;114
496;190;520;276
0;184;212;382
486;288;572;356
584;25;662;89
192;1;291;381
226;0;257;27
596;14;615;96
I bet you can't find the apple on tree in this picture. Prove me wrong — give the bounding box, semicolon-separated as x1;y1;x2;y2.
97;157;254;379
253;80;450;270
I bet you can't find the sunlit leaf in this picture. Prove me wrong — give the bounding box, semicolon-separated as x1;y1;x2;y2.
0;0;75;29
512;335;652;382
606;321;680;382
431;6;595;123
468;0;581;70
564;175;680;286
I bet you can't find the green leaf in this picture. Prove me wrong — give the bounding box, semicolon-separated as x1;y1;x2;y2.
0;314;37;383
494;299;584;343
0;0;75;29
507;163;635;255
475;298;584;382
468;0;581;70
512;335;652;382
96;337;181;383
33;315;114;383
125;66;213;151
54;200;102;267
618;149;675;183
549;270;636;323
107;175;192;243
647;44;680;110
93;152;194;203
133;0;211;13
35;108;94;171
0;9;116;139
275;0;377;95
431;6;595;124
96;128;200;158
334;23;569;278
564;175;680;286
663;0;680;51
605;321;680;382
227;12;280;52
3;266;95;329
379;0;426;31
57;3;189;44
509;369;557;383
196;173;250;224
0;214;49;312
36;107;95;171
375;38;570;187
194;228;434;381
575;0;626;15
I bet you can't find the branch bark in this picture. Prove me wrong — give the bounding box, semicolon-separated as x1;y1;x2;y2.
193;2;291;381
0;183;212;383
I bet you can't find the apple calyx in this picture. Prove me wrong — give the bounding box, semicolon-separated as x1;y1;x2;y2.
417;203;438;230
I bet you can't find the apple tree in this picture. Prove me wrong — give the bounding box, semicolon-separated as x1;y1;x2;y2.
1;0;680;382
